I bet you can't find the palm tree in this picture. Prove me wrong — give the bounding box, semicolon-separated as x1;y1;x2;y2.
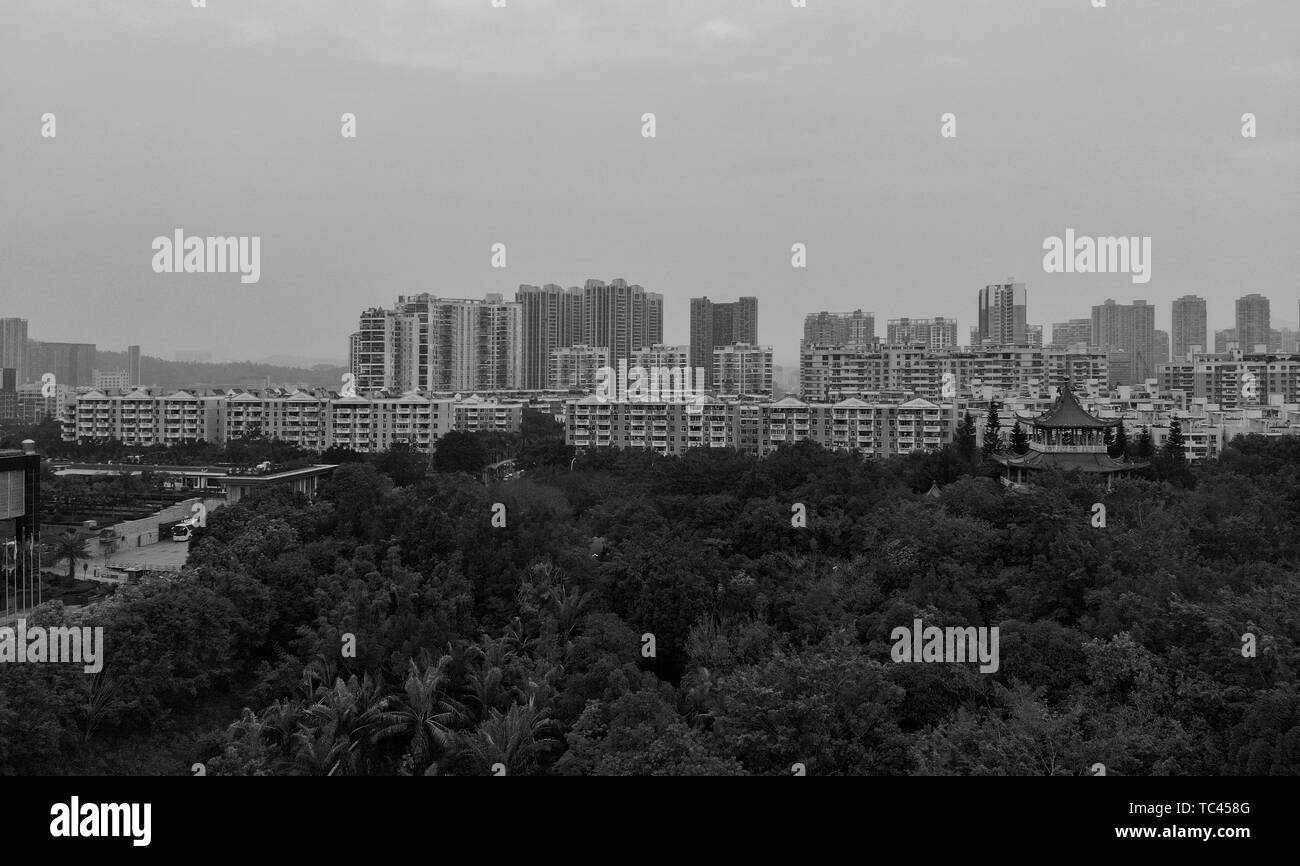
75;670;119;747
372;653;465;774
462;660;508;724
301;673;389;775
547;583;588;644
284;722;353;776
680;664;720;729
51;532;91;581
258;698;305;752
460;698;559;776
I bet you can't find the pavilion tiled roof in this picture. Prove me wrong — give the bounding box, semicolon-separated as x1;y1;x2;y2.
994;448;1148;473
1031;383;1120;429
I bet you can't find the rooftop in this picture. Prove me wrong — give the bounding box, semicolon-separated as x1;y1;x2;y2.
218;464;339;483
1030;383;1120;429
994;449;1148;473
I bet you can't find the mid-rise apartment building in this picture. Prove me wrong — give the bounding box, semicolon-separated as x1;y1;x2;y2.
631;344;690;371
712;343;773;395
350;293;522;393
691;296;758;386
1158;349;1300;410
549;345;609;391
1236;293;1271;354
565;395;954;458
977;282;1027;345
803;310;875;347
886;317;959;349
1091;299;1156;385
65;389;520;452
1050;319;1092;349
93;370;131;391
1171;295;1207;360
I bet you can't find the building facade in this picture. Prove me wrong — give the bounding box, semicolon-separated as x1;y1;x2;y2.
65;389;522;452
690;296;758;386
350;294;523;393
0;319;28;385
517;284;583;390
1171;295;1207;361
1236;293;1271;353
93;369;131;391
27;341;96;388
977;282;1027;345
565;395;955;458
1091;299;1156;385
886;317;959;349
1050;319;1092;350
127;345;142;388
803;310;875;347
549;344;609;391
581;278;663;369
712;343;774;395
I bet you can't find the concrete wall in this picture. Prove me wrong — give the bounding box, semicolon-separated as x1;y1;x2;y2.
104;497;202;550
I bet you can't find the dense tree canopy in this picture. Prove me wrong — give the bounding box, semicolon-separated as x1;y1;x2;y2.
3;432;1298;775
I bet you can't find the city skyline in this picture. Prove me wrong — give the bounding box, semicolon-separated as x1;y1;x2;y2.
4;1;1297;367
7;279;1300;384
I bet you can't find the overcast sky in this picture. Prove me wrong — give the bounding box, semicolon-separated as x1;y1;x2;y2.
2;0;1297;367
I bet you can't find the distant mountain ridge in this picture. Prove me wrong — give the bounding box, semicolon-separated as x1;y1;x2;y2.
258;354;348;368
95;350;347;390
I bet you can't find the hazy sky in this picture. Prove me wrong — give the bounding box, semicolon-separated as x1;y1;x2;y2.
3;0;1297;367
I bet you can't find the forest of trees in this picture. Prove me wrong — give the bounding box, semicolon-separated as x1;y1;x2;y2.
1;427;1297;776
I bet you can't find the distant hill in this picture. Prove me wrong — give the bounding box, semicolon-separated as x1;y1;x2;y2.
258;354;348;368
95;350;347;390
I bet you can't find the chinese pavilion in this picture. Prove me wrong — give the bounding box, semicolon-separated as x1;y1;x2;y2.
993;383;1148;486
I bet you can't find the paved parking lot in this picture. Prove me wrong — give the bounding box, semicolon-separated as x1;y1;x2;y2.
81;497;223;581
88;539;191;579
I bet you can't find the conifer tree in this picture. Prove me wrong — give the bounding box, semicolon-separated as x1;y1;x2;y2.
1163;417;1186;462
1009;420;1030;455
981;401;1003;458
1135;426;1154;460
1110;419;1128;460
955;412;978;463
